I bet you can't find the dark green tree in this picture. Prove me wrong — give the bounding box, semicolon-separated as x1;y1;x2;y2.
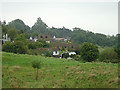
114;34;120;59
8;19;30;33
7;28;18;41
80;42;99;62
12;41;28;54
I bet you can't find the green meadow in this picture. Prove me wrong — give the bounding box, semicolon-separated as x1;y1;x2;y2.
2;52;118;88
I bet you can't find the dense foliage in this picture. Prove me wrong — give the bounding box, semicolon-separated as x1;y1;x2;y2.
80;42;99;62
114;34;120;59
2;18;118;47
99;47;119;63
2;41;28;54
62;53;69;58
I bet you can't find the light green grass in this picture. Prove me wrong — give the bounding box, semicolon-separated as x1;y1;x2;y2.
2;52;118;88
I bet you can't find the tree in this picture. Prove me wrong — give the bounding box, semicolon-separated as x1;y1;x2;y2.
99;47;118;63
2;25;9;34
7;28;18;41
8;19;30;33
80;42;99;62
32;60;41;80
32;17;48;34
114;34;120;59
12;41;28;54
14;33;26;44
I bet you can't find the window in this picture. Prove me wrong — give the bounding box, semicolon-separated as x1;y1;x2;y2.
45;36;48;38
65;46;66;48
56;51;57;54
71;46;74;48
41;36;43;38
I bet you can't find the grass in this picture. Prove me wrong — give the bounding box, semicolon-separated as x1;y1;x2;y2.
2;52;118;88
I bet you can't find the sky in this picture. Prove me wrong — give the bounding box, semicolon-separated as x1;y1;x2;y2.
0;0;119;36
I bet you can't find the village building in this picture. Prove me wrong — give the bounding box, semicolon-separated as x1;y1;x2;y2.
29;34;78;59
38;34;50;43
0;33;11;44
52;42;78;58
52;35;67;42
29;36;38;42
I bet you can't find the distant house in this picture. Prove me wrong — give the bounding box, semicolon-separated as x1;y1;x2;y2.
29;36;38;42
52;42;78;51
34;37;38;42
53;35;67;42
53;51;60;57
69;52;76;56
38;34;50;43
0;33;11;44
29;37;33;41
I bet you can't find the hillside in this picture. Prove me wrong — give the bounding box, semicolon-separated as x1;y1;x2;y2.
2;18;118;47
2;52;118;88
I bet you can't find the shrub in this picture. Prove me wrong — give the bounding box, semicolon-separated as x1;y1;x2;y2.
73;55;81;61
2;41;13;52
28;43;37;49
12;41;28;54
114;45;120;59
80;42;99;62
99;47;118;62
32;60;41;80
62;53;69;58
42;50;53;57
73;55;86;63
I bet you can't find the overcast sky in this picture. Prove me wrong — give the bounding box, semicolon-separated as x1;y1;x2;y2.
0;0;119;35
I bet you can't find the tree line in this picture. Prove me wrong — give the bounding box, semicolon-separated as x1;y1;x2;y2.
1;17;118;47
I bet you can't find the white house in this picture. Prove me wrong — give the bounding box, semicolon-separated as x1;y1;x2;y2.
29;37;32;40
53;51;60;56
34;38;38;42
1;33;11;44
46;41;50;43
69;52;76;56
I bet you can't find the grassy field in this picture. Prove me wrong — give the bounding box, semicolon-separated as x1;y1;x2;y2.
2;52;118;88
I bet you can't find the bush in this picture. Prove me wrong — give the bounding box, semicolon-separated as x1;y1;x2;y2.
12;41;28;54
2;41;13;52
62;53;69;58
114;45;120;59
73;55;81;61
27;49;39;55
42;50;53;57
80;42;99;62
99;47;118;62
73;55;86;63
3;41;28;54
32;60;41;80
28;43;37;49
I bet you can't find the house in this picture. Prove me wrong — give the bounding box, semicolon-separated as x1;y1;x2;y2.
34;37;38;42
53;51;60;57
38;34;50;43
53;35;66;42
69;52;76;56
52;42;78;51
1;33;11;44
29;36;38;42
